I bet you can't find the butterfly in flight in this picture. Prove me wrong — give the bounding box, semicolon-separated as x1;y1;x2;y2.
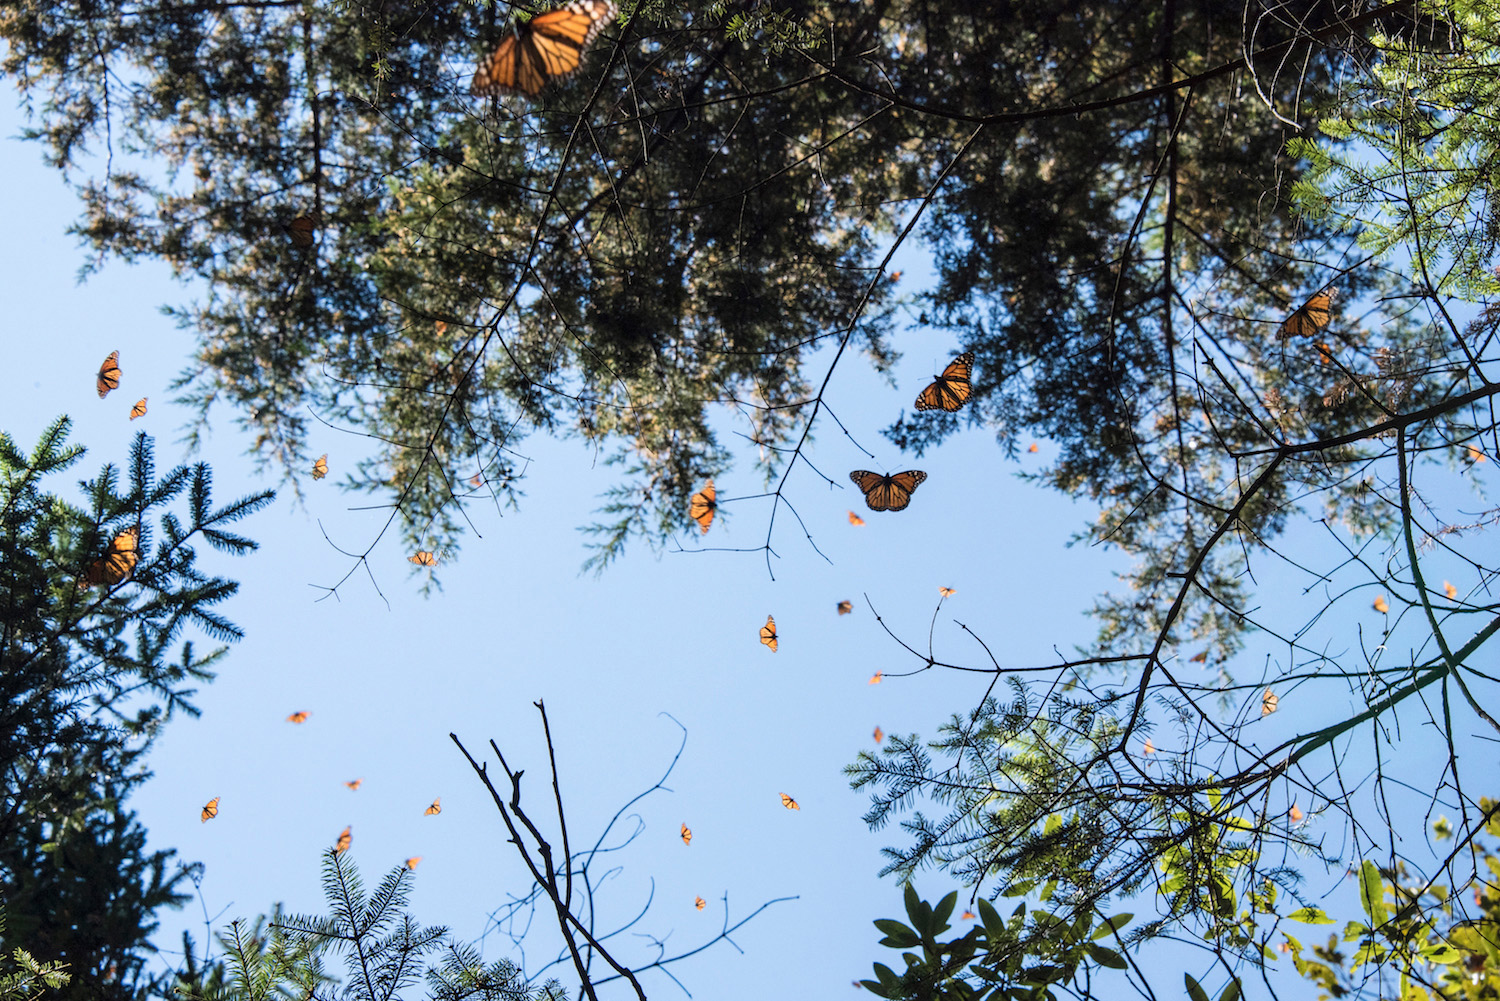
286;215;316;249
1028;443;1039;453
780;793;800;810
83;528;140;587
409;551;438;566
130;398;148;420
869;671;883;685
201;797;220;822
312;454;328;479
425;798;441;816
1373;595;1389;613
848;511;865;526
345;779;362;791
688;479;716;534
471;0;618;98
1278;288;1336;339
850;470;927;512
680;823;692;846
287;711;310;724
938;586;956;597
335;826;352;853
1289;804;1304;823
914;352;974;412
837;600;852;616
759;615;778;653
405;857;422;870
1444;581;1458;599
873;726;884;743
694;896;706;910
97;350;121;398
1261;689;1278;716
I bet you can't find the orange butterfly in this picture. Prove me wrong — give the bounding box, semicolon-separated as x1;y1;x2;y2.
345;779;362;790
888;271;903;283
286;215;316;249
689;479;717;534
780;793;799;810
425;798;441;816
869;671;883;684
1028;443;1039;453
680;823;692;846
837;600;852;615
335;826;352;853
201;797;220;822
1143;738;1155;754
1373;595;1389;613
97;350;121;398
694;896;706;910
312;454;328;479
1467;445;1487;464
1261;689;1278;716
1444;581;1457;599
849;470;927;512
1278;288;1335;339
960;911;976;920
873;726;884;743
1289;804;1304;822
287;711;309;723
471;0;618;98
83;528;140;587
409;551;438;566
760;615;778;652
1189;650;1209;663
914;352;974;412
848;511;865;526
406;857;422;870
129;398;148;420
938;586;956;597
468;473;484;487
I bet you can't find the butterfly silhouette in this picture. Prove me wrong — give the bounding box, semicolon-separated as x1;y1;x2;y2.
837;600;852;615
335;826;352;852
780;793;800;810
409;551;438;566
312;454;328;479
680;823;692;846
287;711;310;724
425;798;441;816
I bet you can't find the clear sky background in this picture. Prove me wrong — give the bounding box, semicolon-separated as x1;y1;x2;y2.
1;82;1487;1000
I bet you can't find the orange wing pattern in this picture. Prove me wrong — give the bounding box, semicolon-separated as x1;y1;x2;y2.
759;615;778;653
406;856;422;870
680;823;692;846
914;352;974;412
848;511;865;526
97;350;121;398
409;551;438;566
1261;689;1278;716
850;470;927;512
837;600;852;615
1373;595;1389;613
938;586;956;597
694;896;706;910
287;711;310;723
201;797;220;822
336;826;352;853
130;398;148;420
873;726;884;743
689;479;716;534
345;779;362;790
1278;289;1335;339
780;793;799;810
471;0;618;98
869;671;883;685
312;454;328;479
84;528;140;587
425;798;441;816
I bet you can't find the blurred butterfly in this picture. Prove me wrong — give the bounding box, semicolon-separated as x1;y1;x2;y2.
780;793;799;810
84;528;140;587
409;551;438;566
1143;738;1155;754
888;271;903;283
759;615;778;653
1278;288;1335;339
848;511;865;526
1444;581;1457;599
1466;445;1487;464
938;586;956;597
869;671;883;685
130;398;148;420
405;857;422;870
286;215;316;249
471;0;618;98
312;454;328;479
201;797;220;822
345;779;362;790
1289;804;1304;822
425;798;441;816
287;711;310;723
873;726;884;743
914;352;974;412
1189;650;1209;663
849;470;927;512
1373;595;1389;613
336;826;352;853
837;600;852;615
689;479;716;534
680;823;692;846
1028;443;1039;453
960;910;976;920
1261;689;1278;716
468;473;483;487
97;350;121;398
694;896;706;910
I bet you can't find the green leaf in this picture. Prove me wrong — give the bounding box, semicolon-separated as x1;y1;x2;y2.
874;919;921;949
1286;906;1335;925
1090;912;1133;940
1359;860;1389;926
1185;973;1211;1001
1217;978;1242;1001
1086;944;1127;969
932;891;959;930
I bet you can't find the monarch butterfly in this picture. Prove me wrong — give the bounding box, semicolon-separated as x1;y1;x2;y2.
336;826;352;853
873;726;883;743
960;910;976;921
1261;689;1278;716
468;473;483;487
287;711;310;724
1143;738;1155;754
869;671;883;684
680;823;692;846
130;398;148;420
1289;804;1304;822
1444;580;1458;600
888;271;903;283
759;615;778;653
689;479;716;534
286;215;316;249
938;586;956;597
694;896;706;910
471;0;619;99
1189;650;1208;663
425;798;441;816
345;779;362;790
1028;443;1039;453
849;470;927;512
914;352;974;412
1278;289;1336;339
1373;594;1389;613
837;600;852;615
779;793;799;810
84;528;140;587
410;551;438;566
847;511;865;526
312;454;328;479
406;856;422;870
201;797;220;822
97;350;121;398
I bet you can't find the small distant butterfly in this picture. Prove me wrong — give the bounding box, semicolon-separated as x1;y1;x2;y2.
914;352;974;412
1028;443;1039;453
680;823;692;846
873;726;884;743
849;470;927;512
848;511;865;526
1466;445;1487;464
837;600;852;615
1289;804;1304;822
409;551;438;566
1143;739;1155;754
960;910;976;920
869;671;883;685
1373;595;1389;613
336;826;352;853
130;398;148;420
405;857;422;870
425;798;441;816
1189;650;1209;663
888;271;903;283
97;350;121;398
1314;341;1335;364
689;479;717;534
345;779;362;791
312;454;329;479
938;586;956;597
694;896;706;910
1261;689;1278;716
760;615;778;653
780;793;799;810
1278;288;1335;339
201;797;220;822
1444;581;1457;599
286;215;316;249
287;711;310;723
468;473;483;487
83;528;140;587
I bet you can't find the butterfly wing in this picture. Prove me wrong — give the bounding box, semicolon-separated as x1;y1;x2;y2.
425;798;441;815
472;0;617;97
130;398;148;420
779;792;799;810
759;614;777;652
1278;290;1333;339
97;351;121;398
680;823;692;845
850;470;927;512
287;215;316;248
312;454;328;479
85;528;140;586
201;797;220;822
914;352;974;412
688;479;716;533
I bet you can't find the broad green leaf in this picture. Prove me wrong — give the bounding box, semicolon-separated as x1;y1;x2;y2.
1086;944;1127;969
1217;978;1242;1001
1286;907;1334;925
1090;912;1133;940
874;920;921;949
1185;972;1211;1001
1359;860;1389;926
